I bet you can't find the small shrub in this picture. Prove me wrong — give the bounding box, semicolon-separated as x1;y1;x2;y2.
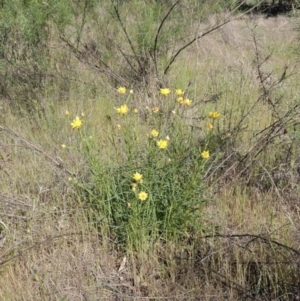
65;87;221;251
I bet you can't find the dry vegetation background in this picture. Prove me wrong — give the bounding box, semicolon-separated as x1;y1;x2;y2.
1;1;300;300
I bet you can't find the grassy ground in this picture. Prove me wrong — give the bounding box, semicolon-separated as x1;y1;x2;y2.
1;13;300;300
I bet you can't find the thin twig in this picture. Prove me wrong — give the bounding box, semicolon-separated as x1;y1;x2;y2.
0;232;79;266
75;0;89;50
153;0;181;73
164;18;231;75
203;233;300;256
59;33;129;86
0;125;74;176
110;0;143;72
164;0;264;75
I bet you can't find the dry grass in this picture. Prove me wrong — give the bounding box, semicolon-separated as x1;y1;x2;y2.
1;14;300;300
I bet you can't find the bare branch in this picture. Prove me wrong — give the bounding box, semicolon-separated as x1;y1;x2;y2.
0;125;75;177
153;0;181;73
110;0;143;73
164;1;264;75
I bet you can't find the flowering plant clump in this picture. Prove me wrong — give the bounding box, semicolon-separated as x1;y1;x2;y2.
117;86;126;94
116;104;129;115
157;139;168;149
160;88;171;96
70;85;217;251
209;111;221;120
71;116;83;129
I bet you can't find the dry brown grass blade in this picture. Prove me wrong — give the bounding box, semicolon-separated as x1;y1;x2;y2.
0;232;79;266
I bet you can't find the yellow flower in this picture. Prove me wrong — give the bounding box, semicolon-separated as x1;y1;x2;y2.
209;111;221;120
71;116;83;129
129;89;134;94
65;110;70;116
160;88;171;96
153;106;159;113
207;123;214;129
138;191;148;201
117;87;126;94
175;89;184;96
116;104;129;115
133;108;138;113
165;135;170;141
116;124;121;130
61;144;66;148
177;96;184;104
183;98;192;106
151;129;159;138
157;139;168;149
201;150;210;159
133;172;143;183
